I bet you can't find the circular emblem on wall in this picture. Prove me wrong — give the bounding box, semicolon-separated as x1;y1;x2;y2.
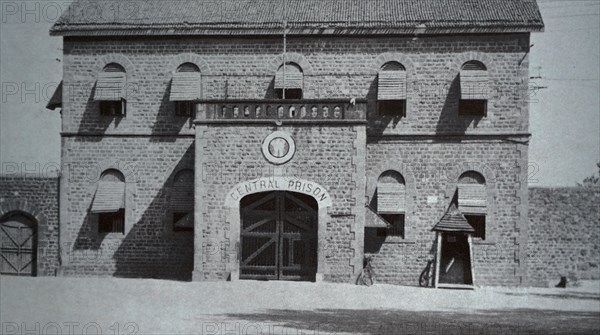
262;131;296;165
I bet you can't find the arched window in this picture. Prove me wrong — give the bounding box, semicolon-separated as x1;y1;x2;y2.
275;63;303;99
95;63;127;116
171;169;194;231
91;169;126;234
378;61;407;117
171;62;201;117
459;60;489;117
376;171;406;238
458;171;487;239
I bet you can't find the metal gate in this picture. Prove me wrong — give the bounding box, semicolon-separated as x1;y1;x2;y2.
0;214;37;276
240;191;318;281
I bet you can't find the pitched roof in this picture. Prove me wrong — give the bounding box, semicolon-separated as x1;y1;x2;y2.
432;204;475;233
50;0;544;36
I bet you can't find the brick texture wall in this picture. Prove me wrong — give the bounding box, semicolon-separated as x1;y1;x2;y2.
195;124;364;282
57;33;531;283
61;34;530;136
0;177;60;275
60;137;195;280
528;187;600;287
366;140;529;287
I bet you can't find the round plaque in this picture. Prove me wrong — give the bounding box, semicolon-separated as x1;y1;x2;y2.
262;131;296;165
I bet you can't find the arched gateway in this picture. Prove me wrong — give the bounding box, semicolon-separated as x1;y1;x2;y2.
240;191;318;281
224;177;332;282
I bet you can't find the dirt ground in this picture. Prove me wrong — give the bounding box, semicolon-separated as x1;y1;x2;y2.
1;277;598;334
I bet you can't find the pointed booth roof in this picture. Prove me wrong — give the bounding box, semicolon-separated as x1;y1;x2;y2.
432;204;475;233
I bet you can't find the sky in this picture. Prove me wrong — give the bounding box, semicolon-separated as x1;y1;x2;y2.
0;0;599;186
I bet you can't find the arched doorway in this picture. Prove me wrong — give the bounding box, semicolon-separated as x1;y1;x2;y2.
240;191;318;281
0;213;37;276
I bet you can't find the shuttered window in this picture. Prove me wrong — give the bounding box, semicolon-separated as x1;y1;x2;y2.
94;63;127;101
377;171;406;214
170;72;202;101
92;169;126;234
171;170;194;231
458;171;487;214
378;69;407;100
460;61;489;100
275;63;303;91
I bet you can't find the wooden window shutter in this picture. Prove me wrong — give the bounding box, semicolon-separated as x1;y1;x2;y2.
458;184;487;214
460;61;489;100
170;72;202;101
275;64;303;90
94;72;126;101
378;70;407;100
91;181;125;213
377;182;406;213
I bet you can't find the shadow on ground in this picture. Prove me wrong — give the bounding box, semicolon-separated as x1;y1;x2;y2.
500;291;600;301
224;308;600;335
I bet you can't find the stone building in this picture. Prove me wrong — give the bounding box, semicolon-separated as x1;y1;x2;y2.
2;0;551;287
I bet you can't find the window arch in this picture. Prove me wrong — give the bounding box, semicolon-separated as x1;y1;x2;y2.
458;171;487;239
171;169;194;231
459;60;489;116
91;169;126;234
376;171;406;238
275;62;303;99
378;62;407;117
171;63;201;117
177;62;200;72
95;63;127;116
103;63;126;72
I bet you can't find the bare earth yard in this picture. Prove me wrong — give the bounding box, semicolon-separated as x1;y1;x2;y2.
1;277;599;334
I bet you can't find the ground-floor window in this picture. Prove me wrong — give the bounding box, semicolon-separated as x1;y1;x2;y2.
98;209;125;234
377;214;405;238
465;215;486;240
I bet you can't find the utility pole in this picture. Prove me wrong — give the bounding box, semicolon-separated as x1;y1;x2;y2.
282;0;287;99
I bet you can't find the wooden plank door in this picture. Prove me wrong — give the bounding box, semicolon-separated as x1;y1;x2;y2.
240;192;318;281
0;214;36;276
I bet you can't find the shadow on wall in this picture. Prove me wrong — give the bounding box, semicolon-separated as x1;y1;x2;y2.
76;86;121;139
435;75;483;136
366;78;404;142
151;84;190;140
72;143;195;281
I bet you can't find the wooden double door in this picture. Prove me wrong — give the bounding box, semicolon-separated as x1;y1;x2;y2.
240;191;318;281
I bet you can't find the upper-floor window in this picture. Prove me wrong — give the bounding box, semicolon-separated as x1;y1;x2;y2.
459;61;489;117
91;169;126;234
171;63;201;117
95;63;127;116
376;170;406;238
170;169;194;231
377;62;407;117
458;171;487;240
275;63;303;99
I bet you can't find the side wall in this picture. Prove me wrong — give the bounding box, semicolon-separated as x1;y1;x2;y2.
528;187;600;286
0;177;60;275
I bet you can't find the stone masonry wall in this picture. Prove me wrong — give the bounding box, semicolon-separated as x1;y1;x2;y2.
0;177;60;275
59;137;195;280
58;32;531;283
61;33;530;136
366;140;528;287
528;187;600;287
195;124;363;282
